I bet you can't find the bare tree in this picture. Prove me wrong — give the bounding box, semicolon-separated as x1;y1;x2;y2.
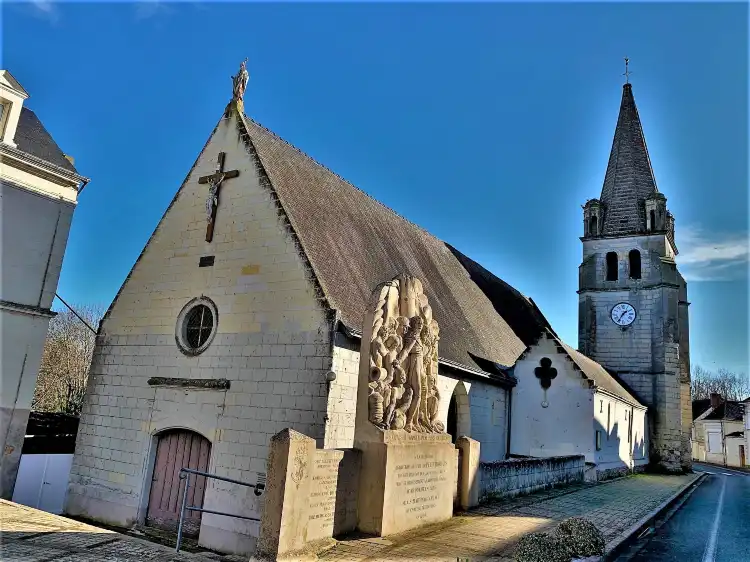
691;364;750;402
32;304;104;416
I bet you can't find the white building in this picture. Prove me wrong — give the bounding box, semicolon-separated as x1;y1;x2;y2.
0;70;89;499
692;394;746;468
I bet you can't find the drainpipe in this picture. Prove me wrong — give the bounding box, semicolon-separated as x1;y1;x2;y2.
38;197;63;307
506;386;513;459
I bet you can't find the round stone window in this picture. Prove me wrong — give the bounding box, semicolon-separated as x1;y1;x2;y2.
176;297;218;356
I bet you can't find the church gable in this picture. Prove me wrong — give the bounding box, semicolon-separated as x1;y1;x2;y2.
101;110;327;337
511;334;595;460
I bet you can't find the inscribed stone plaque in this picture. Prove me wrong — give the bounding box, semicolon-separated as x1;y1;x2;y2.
382;441;455;532
307;450;342;542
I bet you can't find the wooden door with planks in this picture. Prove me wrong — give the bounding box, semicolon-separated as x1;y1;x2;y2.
146;429;211;536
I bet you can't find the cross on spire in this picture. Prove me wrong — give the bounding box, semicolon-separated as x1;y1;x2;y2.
623;57;632;84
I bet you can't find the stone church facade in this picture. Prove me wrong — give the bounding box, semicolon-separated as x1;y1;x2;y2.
65;82;525;554
65;67;687;554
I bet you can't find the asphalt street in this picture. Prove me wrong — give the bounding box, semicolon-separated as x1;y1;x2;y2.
616;462;750;562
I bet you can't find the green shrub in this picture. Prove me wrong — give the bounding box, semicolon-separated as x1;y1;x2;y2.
515;532;572;562
556;517;605;558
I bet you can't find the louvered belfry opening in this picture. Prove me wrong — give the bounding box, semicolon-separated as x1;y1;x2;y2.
606;252;619;281
629;250;642;279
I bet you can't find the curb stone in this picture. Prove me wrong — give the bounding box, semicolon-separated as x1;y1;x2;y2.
602;472;707;561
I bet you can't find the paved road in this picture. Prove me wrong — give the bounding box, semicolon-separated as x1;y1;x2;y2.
618;463;750;562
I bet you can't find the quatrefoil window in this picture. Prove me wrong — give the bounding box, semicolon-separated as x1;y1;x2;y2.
534;357;557;408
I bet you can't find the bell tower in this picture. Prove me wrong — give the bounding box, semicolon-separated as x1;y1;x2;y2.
578;73;691;473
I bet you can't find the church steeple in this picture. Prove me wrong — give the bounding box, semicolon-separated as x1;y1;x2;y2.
577;63;691;474
598;81;659;236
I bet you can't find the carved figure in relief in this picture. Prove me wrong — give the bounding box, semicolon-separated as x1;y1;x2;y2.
365;275;444;434
425;321;444;432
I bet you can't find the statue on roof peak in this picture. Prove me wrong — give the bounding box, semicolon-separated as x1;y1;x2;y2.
231;58;249;105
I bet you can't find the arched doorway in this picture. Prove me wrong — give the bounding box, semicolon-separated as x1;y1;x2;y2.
146;429;211;536
448;394;458;443
447;381;471;444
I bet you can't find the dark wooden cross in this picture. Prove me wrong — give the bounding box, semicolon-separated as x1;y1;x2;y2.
198;152;240;242
534;357;558;390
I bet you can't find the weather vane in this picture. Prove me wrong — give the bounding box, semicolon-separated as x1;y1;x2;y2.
623;57;632;84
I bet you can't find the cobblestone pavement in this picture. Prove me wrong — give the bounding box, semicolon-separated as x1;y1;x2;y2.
318;473;701;562
1;473;699;562
0;499;222;562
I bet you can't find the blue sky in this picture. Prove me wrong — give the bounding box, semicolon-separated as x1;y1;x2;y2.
4;1;748;375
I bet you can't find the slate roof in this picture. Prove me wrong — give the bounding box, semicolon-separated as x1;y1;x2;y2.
240;114;527;372
599;83;658;236
446;245;556;346
13;107;78;173
699;400;746;422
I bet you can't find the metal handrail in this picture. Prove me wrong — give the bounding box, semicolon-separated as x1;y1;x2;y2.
175;467;265;553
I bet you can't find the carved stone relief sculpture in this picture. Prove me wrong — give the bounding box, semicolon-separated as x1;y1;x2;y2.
367;275;445;433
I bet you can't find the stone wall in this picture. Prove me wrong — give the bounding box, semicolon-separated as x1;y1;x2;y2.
478;455;585;502
324;343;359;449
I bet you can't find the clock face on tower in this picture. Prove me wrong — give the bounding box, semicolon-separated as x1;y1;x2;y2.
611;302;636;326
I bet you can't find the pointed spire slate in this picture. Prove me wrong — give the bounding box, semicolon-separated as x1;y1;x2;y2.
599;83;659;236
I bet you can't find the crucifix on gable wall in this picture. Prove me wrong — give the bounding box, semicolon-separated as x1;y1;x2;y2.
199;152;240;242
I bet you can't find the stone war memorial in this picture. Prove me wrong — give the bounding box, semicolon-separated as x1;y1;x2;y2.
256;274;465;559
354;274;457;535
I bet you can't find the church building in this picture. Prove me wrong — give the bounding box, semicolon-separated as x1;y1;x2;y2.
65;62;686;555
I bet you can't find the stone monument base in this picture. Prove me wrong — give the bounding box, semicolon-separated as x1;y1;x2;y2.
356;430;457;536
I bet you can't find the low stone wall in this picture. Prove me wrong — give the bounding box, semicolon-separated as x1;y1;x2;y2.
478;455;585;502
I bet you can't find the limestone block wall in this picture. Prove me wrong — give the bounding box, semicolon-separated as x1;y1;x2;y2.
478;455;585;501
325;344;360;449
65;111;334;555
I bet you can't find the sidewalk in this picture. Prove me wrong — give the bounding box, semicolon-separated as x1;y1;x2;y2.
0;499;223;562
318;473;701;562
1;473;701;562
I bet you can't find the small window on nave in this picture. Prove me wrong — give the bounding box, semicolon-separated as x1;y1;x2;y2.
649;210;656;231
606;252;618;281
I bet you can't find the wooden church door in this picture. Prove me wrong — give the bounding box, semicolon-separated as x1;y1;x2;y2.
146;429;211;535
